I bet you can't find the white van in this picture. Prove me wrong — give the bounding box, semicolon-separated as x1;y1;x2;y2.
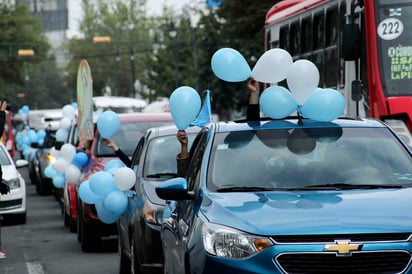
93;96;147;113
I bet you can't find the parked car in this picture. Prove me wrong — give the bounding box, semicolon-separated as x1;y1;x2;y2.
156;116;412;273
77;112;173;252
29;128;58;195
0;142;29;224
63;120;82;232
118;124;200;274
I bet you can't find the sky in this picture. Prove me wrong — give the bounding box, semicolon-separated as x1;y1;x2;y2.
67;0;196;38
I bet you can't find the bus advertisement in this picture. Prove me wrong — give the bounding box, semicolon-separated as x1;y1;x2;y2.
264;0;412;146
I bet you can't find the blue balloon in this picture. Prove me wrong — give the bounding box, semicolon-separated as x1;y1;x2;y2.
53;173;65;188
37;129;46;139
259;86;298;119
97;111;120;138
104;159;125;172
103;190;128;215
95;201;120;224
299;88;345;122
28;129;37;143
211;48;251;82
44;165;57;178
22;105;30;113
79;180;102;204
169;86;201;130
89;171;117;196
72;152;89;168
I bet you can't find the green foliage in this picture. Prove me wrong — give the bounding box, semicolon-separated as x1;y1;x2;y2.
0;1;70;111
63;0;280;119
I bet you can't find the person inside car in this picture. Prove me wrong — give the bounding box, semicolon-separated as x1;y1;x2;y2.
176;77;261;178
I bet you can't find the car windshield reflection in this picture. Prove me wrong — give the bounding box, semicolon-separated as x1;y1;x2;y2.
208;127;412;191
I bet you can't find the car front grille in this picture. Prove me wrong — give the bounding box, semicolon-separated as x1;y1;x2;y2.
276;251;411;274
272;233;412;243
0;199;23;210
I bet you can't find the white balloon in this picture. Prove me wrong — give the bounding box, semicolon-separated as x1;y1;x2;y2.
55;128;69;142
64;164;81;184
50;146;61;159
60;117;72;129
60;143;76;162
53;157;69;173
114;167;136;191
251;48;293;83
62;104;76;120
286;59;319;105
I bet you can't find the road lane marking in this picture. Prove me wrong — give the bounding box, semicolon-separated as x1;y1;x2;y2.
26;262;45;274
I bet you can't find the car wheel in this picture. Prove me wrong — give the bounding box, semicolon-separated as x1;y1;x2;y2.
77;206;82;242
119;243;131;274
64;209;70;227
131;237;142;274
81;221;100;252
37;180;51;196
14;212;26;225
69;217;77;233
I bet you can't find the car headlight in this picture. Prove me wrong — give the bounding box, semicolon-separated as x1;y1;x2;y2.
202;223;273;259
143;200;164;225
4;178;21;189
45;153;56;164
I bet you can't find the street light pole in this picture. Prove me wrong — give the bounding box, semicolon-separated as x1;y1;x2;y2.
169;21;179;88
130;47;136;98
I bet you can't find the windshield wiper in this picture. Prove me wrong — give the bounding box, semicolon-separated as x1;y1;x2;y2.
217;186;274;192
146;172;177;179
293;183;405;190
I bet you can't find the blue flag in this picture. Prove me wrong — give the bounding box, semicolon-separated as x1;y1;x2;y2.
207;0;223;8
191;90;212;127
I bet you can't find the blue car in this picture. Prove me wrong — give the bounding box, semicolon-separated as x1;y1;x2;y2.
156;117;412;274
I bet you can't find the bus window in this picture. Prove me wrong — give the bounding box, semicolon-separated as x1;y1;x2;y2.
279;25;289;51
325;6;340;87
290;21;300;56
301;17;312;56
313;12;325;50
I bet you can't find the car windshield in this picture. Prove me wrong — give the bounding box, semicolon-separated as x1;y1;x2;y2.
95;121;172;157
42;130;57;148
208;127;412;191
0;147;11;166
143;133;196;179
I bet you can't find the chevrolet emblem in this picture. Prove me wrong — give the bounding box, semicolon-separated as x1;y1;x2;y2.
324;240;362;256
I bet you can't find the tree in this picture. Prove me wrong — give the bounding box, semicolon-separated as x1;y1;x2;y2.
63;0;156;99
0;1;71;110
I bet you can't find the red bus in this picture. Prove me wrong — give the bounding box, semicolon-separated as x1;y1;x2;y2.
265;0;412;145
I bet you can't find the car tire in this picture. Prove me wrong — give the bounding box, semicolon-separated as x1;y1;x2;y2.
64;211;70;227
80;220;100;252
69;217;77;233
37;180;51;196
119;245;131;274
14;212;26;225
131;238;142;274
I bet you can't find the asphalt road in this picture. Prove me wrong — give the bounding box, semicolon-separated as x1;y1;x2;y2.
0;162;120;274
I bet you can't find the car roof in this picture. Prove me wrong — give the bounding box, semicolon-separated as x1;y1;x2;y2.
116;112;173;122
212;117;387;133
146;124;202;137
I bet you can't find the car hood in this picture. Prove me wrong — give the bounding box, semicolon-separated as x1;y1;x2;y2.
2;165;19;180
201;188;412;235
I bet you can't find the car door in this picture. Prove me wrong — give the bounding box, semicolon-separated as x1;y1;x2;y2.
118;135;145;254
163;129;209;272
